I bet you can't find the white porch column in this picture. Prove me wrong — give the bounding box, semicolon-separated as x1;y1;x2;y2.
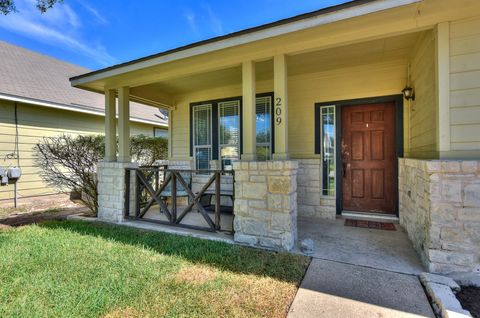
242;61;256;160
436;22;451;157
273;54;289;160
104;88;117;162
118;86;131;162
168;108;173;159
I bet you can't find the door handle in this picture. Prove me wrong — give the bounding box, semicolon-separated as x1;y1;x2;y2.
341;138;348;178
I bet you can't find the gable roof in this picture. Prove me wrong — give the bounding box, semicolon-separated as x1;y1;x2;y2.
70;0;419;86
0;41;167;127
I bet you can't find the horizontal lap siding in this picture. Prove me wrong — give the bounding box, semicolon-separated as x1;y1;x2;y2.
288;60;407;157
0;100;154;201
408;30;437;158
450;16;480;155
171;82;272;160
170;61;406;159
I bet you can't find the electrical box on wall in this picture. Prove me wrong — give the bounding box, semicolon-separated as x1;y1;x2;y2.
7;167;21;179
0;166;21;186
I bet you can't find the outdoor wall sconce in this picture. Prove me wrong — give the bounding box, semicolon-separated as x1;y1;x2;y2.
402;86;415;101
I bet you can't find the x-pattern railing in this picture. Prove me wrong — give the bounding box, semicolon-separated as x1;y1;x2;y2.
124;166;234;232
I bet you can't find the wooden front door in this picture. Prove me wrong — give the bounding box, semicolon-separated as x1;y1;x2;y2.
341;103;396;214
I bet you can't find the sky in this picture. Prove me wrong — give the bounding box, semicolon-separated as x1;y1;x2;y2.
0;0;350;71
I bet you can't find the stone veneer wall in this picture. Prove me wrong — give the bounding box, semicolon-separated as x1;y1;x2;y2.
297;159;336;220
399;158;480;273
97;161;138;222
233;160;298;250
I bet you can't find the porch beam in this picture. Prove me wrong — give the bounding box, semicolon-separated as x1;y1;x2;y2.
118;86;131;162
104;88;117;162
273;54;289;160
241;61;256;160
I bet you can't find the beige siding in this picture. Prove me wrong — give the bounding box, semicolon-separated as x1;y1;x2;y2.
171;60;407;160
0;100;156;201
449;15;480;157
407;30;438;158
288;60;407;157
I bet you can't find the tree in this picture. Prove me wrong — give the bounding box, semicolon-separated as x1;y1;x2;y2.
33;134;168;215
0;0;63;15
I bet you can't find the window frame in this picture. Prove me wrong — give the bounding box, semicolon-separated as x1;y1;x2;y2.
218;99;241;168
190;92;274;168
192;104;213;170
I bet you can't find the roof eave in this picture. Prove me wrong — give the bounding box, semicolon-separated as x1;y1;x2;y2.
70;0;420;87
0;92;168;127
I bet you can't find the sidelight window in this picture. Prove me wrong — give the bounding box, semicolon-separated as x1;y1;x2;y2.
321;106;335;196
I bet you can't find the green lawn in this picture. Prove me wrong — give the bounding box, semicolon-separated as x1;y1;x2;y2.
0;221;309;318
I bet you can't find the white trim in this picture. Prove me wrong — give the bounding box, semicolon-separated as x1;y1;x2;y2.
0;92;168;127
71;0;420;86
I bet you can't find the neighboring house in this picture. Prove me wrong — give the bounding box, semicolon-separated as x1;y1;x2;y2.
0;41;168;203
71;0;480;274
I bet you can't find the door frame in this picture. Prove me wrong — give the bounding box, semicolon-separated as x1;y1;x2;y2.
315;94;404;217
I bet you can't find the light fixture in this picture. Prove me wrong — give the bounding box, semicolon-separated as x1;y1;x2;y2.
402;86;415;101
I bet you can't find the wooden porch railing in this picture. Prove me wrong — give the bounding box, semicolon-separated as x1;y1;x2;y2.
124;166;234;232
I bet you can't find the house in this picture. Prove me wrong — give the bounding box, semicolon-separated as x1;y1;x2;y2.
0;41;168;205
70;0;480;274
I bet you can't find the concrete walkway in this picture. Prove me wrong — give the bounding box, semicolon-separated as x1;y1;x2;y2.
288;259;435;318
297;217;424;274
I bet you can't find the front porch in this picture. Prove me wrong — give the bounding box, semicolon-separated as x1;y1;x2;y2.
84;22;480;274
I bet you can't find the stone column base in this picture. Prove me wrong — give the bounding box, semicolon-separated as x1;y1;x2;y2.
399;158;480;273
97;161;138;223
233;160;298;251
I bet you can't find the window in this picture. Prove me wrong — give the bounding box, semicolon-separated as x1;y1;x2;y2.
219;100;240;168
193;104;212;170
191;94;273;169
321;106;335;196
154;128;168;138
256;95;272;161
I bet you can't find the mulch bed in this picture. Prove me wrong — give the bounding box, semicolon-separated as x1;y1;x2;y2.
456;286;480;318
344;219;396;231
0;207;89;227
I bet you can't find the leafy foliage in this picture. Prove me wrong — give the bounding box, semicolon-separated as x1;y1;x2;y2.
130;134;168;166
33;134;168;215
0;0;63;14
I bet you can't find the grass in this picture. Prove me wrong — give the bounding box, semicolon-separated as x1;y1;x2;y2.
0;220;309;318
0;206;27;218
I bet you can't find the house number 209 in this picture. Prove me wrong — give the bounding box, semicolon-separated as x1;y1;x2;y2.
275;97;282;125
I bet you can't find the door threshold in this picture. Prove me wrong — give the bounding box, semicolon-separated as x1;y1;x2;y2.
341;211;399;222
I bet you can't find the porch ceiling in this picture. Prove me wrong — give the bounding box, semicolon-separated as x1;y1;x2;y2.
288;31;422;76
129;30;423;103
136;60;273;97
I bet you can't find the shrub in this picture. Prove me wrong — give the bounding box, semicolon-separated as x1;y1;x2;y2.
33;134;167;215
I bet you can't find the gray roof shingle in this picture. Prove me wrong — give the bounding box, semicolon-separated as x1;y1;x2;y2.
0;41;167;126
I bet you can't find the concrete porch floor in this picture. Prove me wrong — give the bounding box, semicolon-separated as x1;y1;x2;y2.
297;216;425;275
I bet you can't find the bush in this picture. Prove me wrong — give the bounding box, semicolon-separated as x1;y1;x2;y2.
33;134;168;215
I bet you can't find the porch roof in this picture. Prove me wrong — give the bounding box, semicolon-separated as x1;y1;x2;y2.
70;0;382;83
69;0;480;109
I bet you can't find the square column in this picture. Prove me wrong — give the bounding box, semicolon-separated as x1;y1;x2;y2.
233;161;298;250
242;61;256;161
118;86;131;163
168;108;173;159
104;89;117;162
273;54;289;160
